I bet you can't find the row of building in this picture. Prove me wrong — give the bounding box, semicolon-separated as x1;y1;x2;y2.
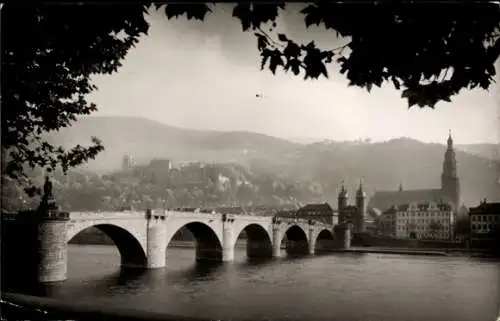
124;133;499;242
285;133;500;241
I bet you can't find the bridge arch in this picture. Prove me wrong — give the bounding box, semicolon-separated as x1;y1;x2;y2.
281;224;309;256
314;229;336;254
234;223;273;258
67;223;147;268
166;222;223;262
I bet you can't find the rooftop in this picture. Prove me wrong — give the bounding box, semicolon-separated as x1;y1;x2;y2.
297;203;333;213
469;201;500;215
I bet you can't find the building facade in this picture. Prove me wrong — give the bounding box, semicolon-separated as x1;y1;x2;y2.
337;180;367;233
368;133;461;214
393;202;454;240
378;207;397;237
469;200;500;236
295;203;338;225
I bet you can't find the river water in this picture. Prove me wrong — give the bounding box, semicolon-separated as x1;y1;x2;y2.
18;245;500;321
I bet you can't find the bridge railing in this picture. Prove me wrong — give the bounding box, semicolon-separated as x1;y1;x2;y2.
1;210;70;221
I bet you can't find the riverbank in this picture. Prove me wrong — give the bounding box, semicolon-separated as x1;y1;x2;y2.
343;247;447;256
342;247;500;258
1;293;210;321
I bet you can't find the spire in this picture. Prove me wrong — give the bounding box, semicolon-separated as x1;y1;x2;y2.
398;181;403;192
339;180;348;198
447;129;453;147
356;177;366;197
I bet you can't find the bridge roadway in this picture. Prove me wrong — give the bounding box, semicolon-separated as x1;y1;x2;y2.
3;209;348;283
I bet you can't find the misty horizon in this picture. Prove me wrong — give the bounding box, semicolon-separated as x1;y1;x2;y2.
84;5;499;145
80;115;498;146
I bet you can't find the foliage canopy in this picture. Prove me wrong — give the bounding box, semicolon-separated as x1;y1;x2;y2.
2;2;499;191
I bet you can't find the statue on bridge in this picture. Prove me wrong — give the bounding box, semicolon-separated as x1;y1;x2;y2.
38;173;58;213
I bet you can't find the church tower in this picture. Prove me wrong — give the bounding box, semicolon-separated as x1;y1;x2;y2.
355;179;367;233
338;181;348;224
441;131;460;211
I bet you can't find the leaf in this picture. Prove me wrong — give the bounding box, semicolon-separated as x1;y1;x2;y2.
260;49;272;70
291;61;301;76
278;33;288;42
300;4;322;27
283;41;301;59
232;3;252;31
392;77;401;90
269;52;284;74
255;33;269;51
318;62;328;78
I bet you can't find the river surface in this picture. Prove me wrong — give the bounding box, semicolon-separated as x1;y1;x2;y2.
17;245;500;321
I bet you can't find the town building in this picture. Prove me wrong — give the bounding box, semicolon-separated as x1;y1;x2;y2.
392;201;454;240
368;133;461;214
121;154;135;171
378;207;397;237
295;203;338;225
148;158;173;172
469;200;500;236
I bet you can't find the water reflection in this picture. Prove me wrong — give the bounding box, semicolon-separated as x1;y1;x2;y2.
5;245;500;321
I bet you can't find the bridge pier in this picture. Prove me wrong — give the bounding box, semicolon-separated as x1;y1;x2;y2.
222;221;234;262
334;223;351;250
308;227;316;255
272;226;281;258
2;209;71;284
145;210;167;269
37;215;69;283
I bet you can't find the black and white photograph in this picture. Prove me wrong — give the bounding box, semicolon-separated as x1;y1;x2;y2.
1;2;500;321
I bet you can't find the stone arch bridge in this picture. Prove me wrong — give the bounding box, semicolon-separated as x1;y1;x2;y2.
2;209;349;284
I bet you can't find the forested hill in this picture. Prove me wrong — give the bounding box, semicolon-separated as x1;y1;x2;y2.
9;116;495;210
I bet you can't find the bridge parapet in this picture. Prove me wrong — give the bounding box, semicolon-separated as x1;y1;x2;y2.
234;214;272;224
166;210;221;222
146;209;167;221
69;211;145;221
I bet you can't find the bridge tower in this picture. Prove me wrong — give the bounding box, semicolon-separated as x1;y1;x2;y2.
355;178;367;233
335;181;352;249
337;181;348;224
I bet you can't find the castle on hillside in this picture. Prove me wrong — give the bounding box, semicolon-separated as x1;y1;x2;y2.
368;132;461;213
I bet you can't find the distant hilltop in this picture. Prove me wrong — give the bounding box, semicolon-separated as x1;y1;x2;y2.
44;116;500;206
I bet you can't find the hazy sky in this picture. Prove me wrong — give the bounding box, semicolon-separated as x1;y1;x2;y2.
89;5;500;144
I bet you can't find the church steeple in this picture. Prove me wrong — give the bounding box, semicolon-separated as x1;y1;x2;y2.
442;130;458;179
441;131;460;211
447;129;453;147
356;178;366;198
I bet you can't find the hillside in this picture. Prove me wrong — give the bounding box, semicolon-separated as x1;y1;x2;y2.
455;143;500;161
47;116;300;173
43;116;500;207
